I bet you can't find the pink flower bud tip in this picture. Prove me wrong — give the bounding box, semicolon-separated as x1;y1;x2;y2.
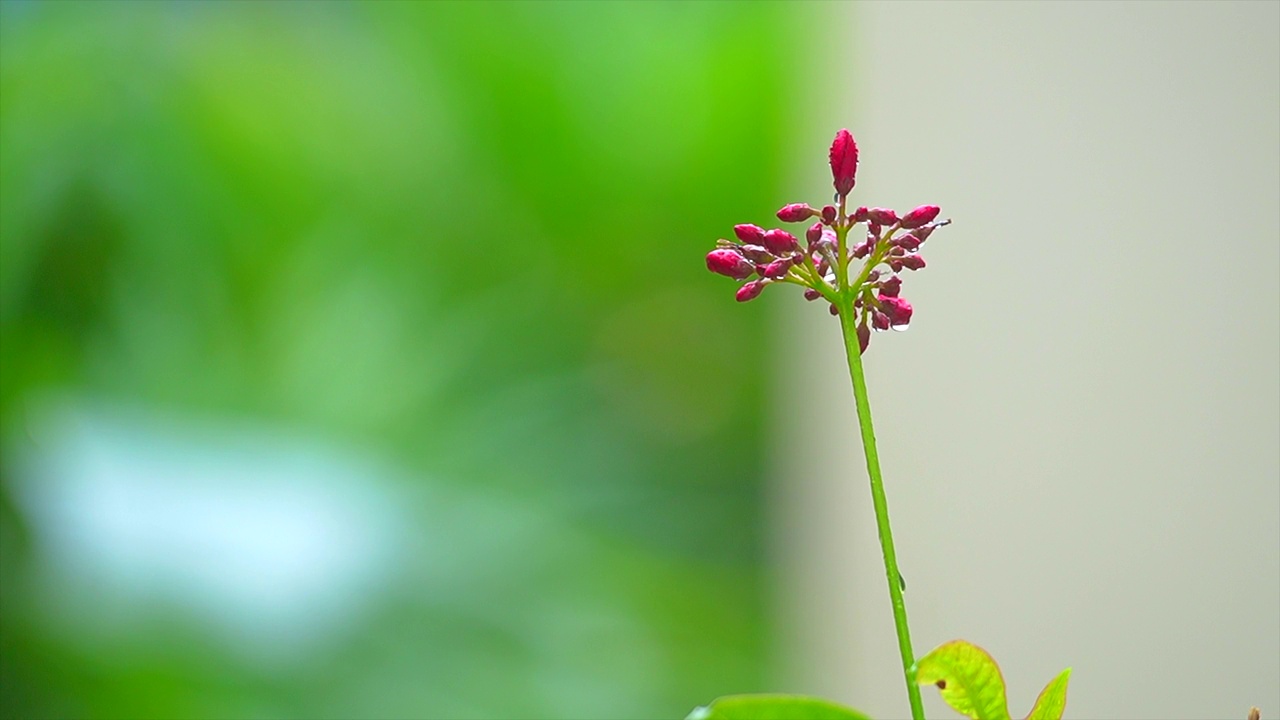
805;222;824;245
900;205;941;229
829;128;859;198
776;203;817;223
900;255;926;270
879;275;902;297
706;248;755;280
866;207;899;226
851;206;869;223
733;224;766;244
871;311;890;331
762;228;799;255
736;281;766;302
821;205;837;224
878;294;913;326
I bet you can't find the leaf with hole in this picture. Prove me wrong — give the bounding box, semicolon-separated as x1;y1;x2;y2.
914;640;1012;720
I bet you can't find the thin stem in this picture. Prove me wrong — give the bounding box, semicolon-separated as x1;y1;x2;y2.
836;301;926;720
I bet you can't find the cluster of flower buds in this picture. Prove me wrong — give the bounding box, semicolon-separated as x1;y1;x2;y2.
704;128;950;354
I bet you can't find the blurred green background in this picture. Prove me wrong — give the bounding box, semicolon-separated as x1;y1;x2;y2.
0;2;814;718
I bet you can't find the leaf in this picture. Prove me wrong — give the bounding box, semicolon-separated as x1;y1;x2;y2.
686;694;872;720
914;640;1012;720
1024;668;1072;720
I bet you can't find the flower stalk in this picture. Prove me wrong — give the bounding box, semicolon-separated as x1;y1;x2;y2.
704;128;950;719
837;298;926;720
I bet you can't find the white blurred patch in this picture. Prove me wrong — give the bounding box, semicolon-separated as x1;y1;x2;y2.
8;397;408;668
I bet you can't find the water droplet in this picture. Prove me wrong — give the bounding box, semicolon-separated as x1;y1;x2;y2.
891;323;911;332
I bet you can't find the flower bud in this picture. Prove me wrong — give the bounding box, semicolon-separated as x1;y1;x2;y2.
739;244;773;263
733;224;766;244
900;204;940;229
913;222;944;242
877;294;913;326
879;275;902;297
762;257;794;279
851;206;869;223
871;310;891;331
866;270;881;282
900;255;926;271
762;228;799;255
706;249;755;279
821;205;837;224
736;280;766;302
829;128;859;197
803;288;821;302
829;303;840;316
777;203;818;223
851;241;871;259
806;222;824;246
889;259;903;272
866;207;899;226
857;323;871;353
894;234;922;251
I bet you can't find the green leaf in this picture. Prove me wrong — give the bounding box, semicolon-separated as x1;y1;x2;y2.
1024;668;1072;720
914;640;1012;720
686;694;872;720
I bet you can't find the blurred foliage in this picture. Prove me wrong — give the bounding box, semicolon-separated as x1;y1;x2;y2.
0;1;812;718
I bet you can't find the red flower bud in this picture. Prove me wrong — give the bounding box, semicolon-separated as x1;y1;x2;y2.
736;280;766;302
913;222;943;242
871;310;891;331
878;294;913;326
851;241;871;259
900;205;940;229
829;128;859;197
866;207;899;226
803;288;821;301
829;303;840;316
762;228;799;255
706;249;755;280
851;206;869;223
899;255;926;270
739;244;773;263
733;224;766;244
879;275;902;297
777;203;818;223
821;205;837;224
894;234;922;251
857;323;871;353
762;258;794;279
806;222;824;246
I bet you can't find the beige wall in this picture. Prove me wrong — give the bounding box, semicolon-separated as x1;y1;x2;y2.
771;2;1280;718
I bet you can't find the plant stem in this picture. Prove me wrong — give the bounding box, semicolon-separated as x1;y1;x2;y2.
836;301;926;720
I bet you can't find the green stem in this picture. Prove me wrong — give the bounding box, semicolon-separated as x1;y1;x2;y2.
836;301;926;720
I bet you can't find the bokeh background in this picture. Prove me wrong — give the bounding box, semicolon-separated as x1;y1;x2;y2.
2;2;1278;720
1;2;813;718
